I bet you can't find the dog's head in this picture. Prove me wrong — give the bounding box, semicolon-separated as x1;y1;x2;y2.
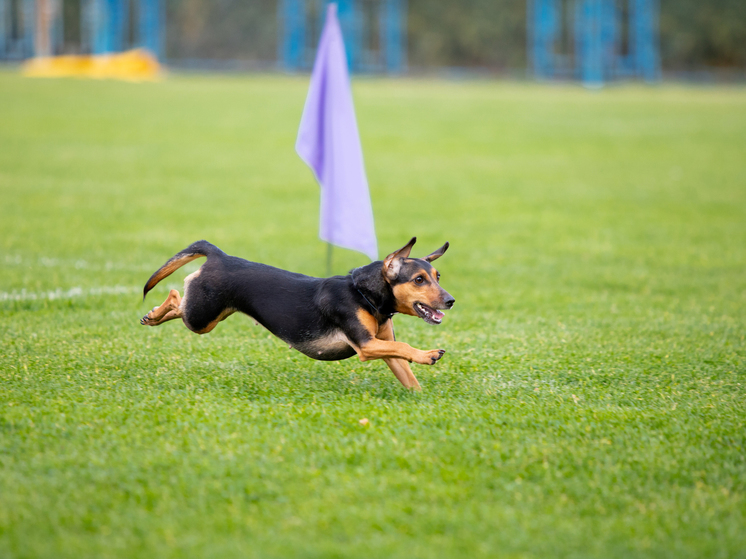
382;237;455;325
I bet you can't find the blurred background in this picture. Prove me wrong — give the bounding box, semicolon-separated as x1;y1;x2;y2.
1;2;745;556
1;0;744;79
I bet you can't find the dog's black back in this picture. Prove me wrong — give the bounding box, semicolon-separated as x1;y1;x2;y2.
149;242;393;360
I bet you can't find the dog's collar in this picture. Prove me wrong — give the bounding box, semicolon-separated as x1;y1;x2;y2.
351;269;394;321
357;288;394;321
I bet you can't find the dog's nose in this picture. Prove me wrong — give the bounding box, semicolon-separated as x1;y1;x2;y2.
444;295;455;309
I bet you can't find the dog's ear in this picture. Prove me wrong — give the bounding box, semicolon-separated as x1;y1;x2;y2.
424;242;449;262
383;237;416;280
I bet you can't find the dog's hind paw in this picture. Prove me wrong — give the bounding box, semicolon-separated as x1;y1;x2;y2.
140;306;159;326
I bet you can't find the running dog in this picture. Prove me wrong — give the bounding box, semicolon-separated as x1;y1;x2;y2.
140;237;454;389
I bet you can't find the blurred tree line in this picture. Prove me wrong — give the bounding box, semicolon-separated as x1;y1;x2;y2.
163;0;746;69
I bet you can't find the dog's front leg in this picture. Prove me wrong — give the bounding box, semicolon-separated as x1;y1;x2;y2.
383;357;421;390
351;310;445;367
357;339;445;365
377;319;421;390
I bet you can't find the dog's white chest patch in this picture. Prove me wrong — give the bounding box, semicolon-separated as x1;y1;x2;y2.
294;330;356;361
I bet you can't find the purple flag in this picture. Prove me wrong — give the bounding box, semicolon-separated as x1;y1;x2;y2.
296;3;378;261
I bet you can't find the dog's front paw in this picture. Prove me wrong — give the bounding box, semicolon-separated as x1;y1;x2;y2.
415;349;445;365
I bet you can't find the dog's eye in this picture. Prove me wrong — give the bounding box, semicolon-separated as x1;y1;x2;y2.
414;276;424;284
436;273;441;282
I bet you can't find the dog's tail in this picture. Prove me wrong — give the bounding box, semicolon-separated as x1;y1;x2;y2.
143;240;223;301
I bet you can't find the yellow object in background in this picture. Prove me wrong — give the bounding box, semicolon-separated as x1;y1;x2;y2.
21;49;162;82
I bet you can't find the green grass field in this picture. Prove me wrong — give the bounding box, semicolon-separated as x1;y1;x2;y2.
1;69;745;558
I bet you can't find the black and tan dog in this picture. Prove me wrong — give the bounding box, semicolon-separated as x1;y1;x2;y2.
140;237;454;389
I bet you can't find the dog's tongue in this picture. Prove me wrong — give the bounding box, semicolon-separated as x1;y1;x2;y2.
432;309;445;321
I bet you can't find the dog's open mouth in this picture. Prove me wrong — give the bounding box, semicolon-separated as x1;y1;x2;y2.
414;302;445;325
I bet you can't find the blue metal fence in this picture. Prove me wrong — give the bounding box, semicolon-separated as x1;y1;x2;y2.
529;0;660;85
0;0;162;59
0;0;34;59
2;0;655;78
380;0;403;72
137;0;162;56
89;0;163;56
278;0;306;70
279;0;407;74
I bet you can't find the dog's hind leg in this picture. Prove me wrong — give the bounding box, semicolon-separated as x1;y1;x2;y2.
140;289;182;326
188;307;235;335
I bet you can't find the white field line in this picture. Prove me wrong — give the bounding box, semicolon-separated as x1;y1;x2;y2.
4;254;155;272
4;254;201;273
0;285;143;302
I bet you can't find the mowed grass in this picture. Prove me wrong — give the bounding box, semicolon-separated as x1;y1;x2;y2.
1;69;745;558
